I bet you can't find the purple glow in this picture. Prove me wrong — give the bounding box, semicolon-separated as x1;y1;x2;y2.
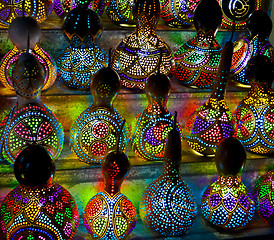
210;194;222;208
223;194;237;211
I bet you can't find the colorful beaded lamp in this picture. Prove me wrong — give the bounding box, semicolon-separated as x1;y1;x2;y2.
201;137;255;229
0;144;79;239
83;147;137;239
235;55;274;154
54;0;105;19
0;16;57;91
70;57;129;163
130;69;182;161
0;0;53;28
112;0;175;91
140;113;197;236
160;0;200;28
57;4;108;90
106;0;135;26
174;0;222;89
254;170;274;225
185;37;235;156
218;0;261;30
0;51;64;164
231;10;273;86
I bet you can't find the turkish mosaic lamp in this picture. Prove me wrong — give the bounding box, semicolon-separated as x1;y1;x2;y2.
235;55;274;155
83;145;137;239
57;4;108;90
0;52;64;164
54;0;105;19
254;170;274;225
130;70;182;161
174;0;222;89
0;0;53;27
70;59;129;163
201;137;256;229
0;144;79;240
112;0;175;91
218;0;261;30
0;16;57;91
231;10;273;86
140;113;197;236
185;37;235;156
106;0;135;26
160;0;200;28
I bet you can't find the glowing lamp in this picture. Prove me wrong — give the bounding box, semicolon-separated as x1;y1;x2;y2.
130;71;182;161
254;170;274;225
0;45;57;91
83;150;137;239
218;0;261;30
112;0;175;91
174;0;222;88
0;0;53;28
231;10;273;86
140;114;197;236
70;62;129;163
0;52;64;164
106;0;135;27
57;5;108;90
160;0;200;28
54;0;105;19
201;137;255;229
185;39;235;156
235;55;274;154
0;144;79;239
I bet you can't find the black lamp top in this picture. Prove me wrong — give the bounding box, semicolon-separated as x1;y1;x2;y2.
14;144;55;186
145;72;171;98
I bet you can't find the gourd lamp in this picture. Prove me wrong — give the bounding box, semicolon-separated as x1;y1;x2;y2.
130;66;182;161
112;0;175;91
70;52;129;163
57;4;108;90
54;0;105;19
235;55;274;154
160;0;200;28
106;0;135;26
231;10;273;86
140;113;197;236
218;0;261;30
0;144;79;239
0;0;53;27
0;16;56;91
174;0;222;88
83;129;137;239
201;137;255;229
185;34;235;156
254;170;274;225
0;51;64;164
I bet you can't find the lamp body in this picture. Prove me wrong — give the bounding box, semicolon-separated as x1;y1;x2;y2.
106;0;135;26
231;36;273;86
235;83;274;154
54;0;105;19
174;0;222;88
0;0;53;27
112;0;175;91
0;182;79;240
201;175;255;229
0;103;64;164
160;0;200;28
218;0;261;30
57;44;108;90
58;6;108;90
83;191;136;239
0;45;57;91
254;170;274;225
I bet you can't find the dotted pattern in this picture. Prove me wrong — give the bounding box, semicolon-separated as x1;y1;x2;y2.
201;175;255;229
0;183;79;239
